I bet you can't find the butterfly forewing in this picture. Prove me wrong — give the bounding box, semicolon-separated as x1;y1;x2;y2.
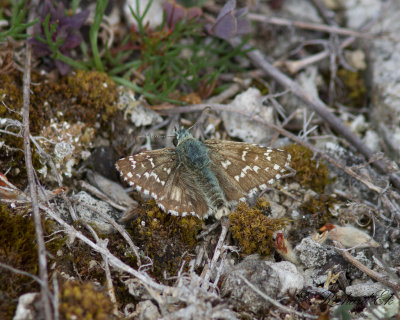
205;140;291;201
116;148;209;218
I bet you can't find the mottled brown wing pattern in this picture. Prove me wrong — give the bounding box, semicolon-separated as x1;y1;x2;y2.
205;139;291;202
116;149;209;218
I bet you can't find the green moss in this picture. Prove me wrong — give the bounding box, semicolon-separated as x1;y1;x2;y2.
0;205;72;319
229;202;288;257
66;70;119;125
300;194;337;227
337;68;366;108
59;281;116;320
126;200;202;280
285;144;333;193
0;205;39;319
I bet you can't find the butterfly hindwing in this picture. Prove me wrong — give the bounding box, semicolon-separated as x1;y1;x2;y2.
205;139;291;201
116;148;210;218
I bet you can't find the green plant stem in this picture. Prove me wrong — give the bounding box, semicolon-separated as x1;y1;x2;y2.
111;76;184;105
89;0;108;72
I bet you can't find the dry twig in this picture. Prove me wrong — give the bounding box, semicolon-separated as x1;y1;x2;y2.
238;275;318;319
334;241;400;292
21;15;52;320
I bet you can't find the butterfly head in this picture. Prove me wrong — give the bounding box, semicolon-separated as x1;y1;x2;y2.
173;127;194;146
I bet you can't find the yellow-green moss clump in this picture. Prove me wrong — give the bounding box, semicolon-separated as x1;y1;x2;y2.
59;281;116;320
229;202;288;256
0;205;66;319
0;205;39;318
285;144;332;193
337;68;366;108
126;200;202;280
300;194;337;228
66;70;119;124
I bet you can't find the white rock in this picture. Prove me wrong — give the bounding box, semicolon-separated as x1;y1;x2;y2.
343;0;382;29
363;130;381;153
118;87;162;127
346;281;386;297
123;0;163;29
222;88;274;144
13;293;38;320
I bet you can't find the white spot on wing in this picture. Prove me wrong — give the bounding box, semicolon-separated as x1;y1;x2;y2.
274;164;280;170
268;179;274;184
242;151;248;161
235;175;240;182
127;172;133;178
253;165;260;173
221;160;232;169
248;187;258;197
170;186;182;201
149;158;155;168
259;184;267;190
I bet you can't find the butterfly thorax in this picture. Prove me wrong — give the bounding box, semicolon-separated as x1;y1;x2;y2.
175;130;229;217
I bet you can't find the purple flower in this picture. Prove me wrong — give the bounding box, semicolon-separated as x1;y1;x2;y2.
206;0;250;40
30;0;89;75
163;0;202;29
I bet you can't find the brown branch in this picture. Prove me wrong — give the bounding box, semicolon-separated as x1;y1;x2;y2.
334;242;400;292
22;32;53;320
201;216;229;288
228;37;400;190
247;14;372;39
238;275;318;319
70;199;142;266
39;204;168;292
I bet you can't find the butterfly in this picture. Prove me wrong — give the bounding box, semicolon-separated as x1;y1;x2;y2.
116;128;292;219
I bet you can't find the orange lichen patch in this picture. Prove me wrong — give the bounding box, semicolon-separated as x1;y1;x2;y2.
229;202;288;257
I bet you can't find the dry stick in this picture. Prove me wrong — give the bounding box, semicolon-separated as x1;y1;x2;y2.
247;14;372;39
0;262;44;286
161;104;384;194
201;217;229;288
22;37;53;320
334;242;400;292
229;37;400;190
39;204;168;292
238;275;318;319
71;200;142;265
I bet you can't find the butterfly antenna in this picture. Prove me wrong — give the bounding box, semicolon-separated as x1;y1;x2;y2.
186;106;212;138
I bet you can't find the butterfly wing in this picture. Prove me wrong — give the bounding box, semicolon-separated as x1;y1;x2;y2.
116;149;209;218
204;140;291;202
